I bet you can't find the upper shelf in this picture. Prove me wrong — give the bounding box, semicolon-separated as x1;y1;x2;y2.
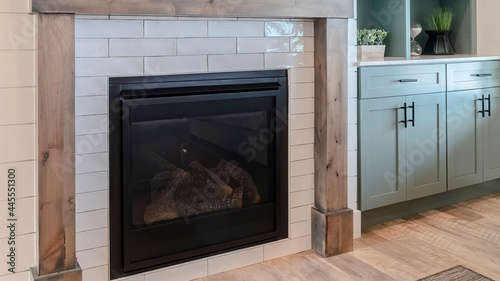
357;0;476;60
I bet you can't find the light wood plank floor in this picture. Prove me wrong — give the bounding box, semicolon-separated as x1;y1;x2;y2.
195;192;500;281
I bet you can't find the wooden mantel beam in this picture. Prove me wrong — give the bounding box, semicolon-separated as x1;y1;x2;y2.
36;13;82;281
32;0;353;18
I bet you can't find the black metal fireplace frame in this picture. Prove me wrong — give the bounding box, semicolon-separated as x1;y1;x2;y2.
109;70;289;279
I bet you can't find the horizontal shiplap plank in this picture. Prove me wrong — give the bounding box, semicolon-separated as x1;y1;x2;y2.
0;88;35;126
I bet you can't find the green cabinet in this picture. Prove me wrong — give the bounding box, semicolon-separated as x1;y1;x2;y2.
359;93;447;211
448;88;500;189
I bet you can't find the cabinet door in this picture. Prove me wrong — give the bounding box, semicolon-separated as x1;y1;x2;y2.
447;90;484;190
483;88;500;181
406;93;447;200
359;97;407;211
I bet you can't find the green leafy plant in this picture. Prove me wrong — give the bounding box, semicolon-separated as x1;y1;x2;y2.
426;7;453;30
357;29;389;45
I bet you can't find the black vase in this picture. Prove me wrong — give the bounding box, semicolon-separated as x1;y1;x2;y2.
422;30;456;55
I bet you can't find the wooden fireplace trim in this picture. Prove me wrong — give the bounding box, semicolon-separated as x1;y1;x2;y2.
34;2;354;280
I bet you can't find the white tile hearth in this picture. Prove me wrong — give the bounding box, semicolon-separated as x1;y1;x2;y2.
74;16;318;281
263;235;311;260
145;260;207;281
208;247;263;275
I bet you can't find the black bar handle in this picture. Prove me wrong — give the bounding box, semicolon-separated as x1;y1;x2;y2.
400;103;408;128
399;79;418;83
478;95;485;117
485;94;491;117
471;73;493;77
407;102;415;127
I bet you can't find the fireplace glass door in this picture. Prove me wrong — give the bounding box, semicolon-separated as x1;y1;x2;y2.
109;70;288;278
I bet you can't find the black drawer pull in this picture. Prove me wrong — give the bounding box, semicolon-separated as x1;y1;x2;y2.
407;102;415;127
400;103;408;128
485;94;491;117
399;79;418;83
471;73;493;77
478;95;485;117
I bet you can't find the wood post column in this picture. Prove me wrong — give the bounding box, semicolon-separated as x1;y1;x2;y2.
33;13;82;281
312;18;354;257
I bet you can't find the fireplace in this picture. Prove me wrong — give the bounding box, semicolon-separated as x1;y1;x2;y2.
109;70;289;278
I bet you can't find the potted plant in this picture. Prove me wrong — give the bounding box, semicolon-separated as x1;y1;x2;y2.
357;29;389;61
423;7;455;55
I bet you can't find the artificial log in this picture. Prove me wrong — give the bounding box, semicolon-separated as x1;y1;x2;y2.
144;160;259;224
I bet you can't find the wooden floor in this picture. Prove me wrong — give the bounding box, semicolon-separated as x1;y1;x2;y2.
195;192;500;281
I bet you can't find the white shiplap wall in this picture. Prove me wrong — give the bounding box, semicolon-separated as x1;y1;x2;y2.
0;1;37;281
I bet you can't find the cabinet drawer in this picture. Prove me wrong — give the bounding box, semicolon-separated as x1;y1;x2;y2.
359;64;446;99
447;61;500;91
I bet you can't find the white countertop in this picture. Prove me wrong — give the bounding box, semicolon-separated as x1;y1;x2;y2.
357;54;500;67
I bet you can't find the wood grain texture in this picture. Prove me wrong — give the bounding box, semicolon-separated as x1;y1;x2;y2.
312;208;353;257
313;18;349;212
195;193;500;281
32;0;354;18
38;14;78;278
312;18;352;257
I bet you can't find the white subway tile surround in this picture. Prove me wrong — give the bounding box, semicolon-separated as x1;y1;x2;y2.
75;16;317;281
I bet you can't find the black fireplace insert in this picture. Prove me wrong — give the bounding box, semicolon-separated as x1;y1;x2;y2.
109;70;289;278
